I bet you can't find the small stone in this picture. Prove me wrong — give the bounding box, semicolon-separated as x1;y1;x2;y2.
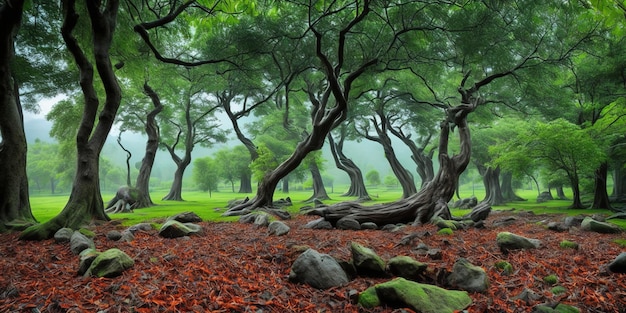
106;230;122;241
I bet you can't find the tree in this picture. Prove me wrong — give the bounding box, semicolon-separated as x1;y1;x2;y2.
21;0;122;240
303;151;330;202
27;140;62;194
193;157;219;197
328;125;370;200
0;0;37;231
214;146;252;193
365;170;381;186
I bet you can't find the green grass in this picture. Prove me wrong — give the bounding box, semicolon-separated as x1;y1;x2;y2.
28;185;625;228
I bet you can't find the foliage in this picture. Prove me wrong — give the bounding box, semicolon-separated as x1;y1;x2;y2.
192;157;219;197
365;170;380;186
214;146;252;192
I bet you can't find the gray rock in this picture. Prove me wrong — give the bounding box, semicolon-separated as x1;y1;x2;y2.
536;191;553;203
70;231;95;255
564;215;584;227
492;216;518;228
496;232;542;253
608;252;626;273
359;278;472;312
84;248;134;278
253;213;270;227
120;230;134;242
547;222;568;232
77;248;101;276
361;222;378;230
127;223;153;234
54;228;74;243
303;218;333;230
387;256;427;280
167;211;202;223
337;217;361;230
159;220;201;238
288;249;349;289
351;242;386;276
106;230;122;241
447;258;490;293
238;213;257;224
268;221;290;236
580;217;621;234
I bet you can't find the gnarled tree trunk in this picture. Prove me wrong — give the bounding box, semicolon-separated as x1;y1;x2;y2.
134;82;163;208
389;128;435;188
477;164;505;205
328;132;370;200
0;0;37;231
310;103;475;226
20;0;120;240
305;161;330;202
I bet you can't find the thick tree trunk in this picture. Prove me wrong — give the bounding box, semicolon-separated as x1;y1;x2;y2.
612;161;626;201
239;173;252;193
328;133;370;200
310;103;476;226
134;82;163;208
20;0;121;240
500;171;525;202
477;164;505;205
162;163;188;201
0;0;36;232
591;162;613;210
305;161;330;202
556;186;567;200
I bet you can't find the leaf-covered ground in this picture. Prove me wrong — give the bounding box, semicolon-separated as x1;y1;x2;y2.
1;211;625;313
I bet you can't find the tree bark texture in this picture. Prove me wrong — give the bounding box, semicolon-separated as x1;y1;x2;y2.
591;162;613;210
328;133;370;200
389;127;435;188
0;0;36;231
20;0;121;240
305;161;330;202
476;164;505;205
134;82;163;208
310;104;474;226
500;172;525;202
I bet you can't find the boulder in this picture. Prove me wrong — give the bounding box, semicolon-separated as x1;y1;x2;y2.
337;217;361;230
159;220;201;238
253;213;270;227
70;231;95;255
607;252;626;273
84;248;134;278
496;232;542;253
563;215;584;227
359;278;472;313
106;230;122;241
351;242;386;276
387;256;427;280
531;303;581;313
167;211;202;223
447;258;489;293
360;222;378;230
54;228;74;243
268;221;290;236
303;218;333;230
77;248;101;276
126;223;153;234
431;216;458;230
580;217;621;234
536;191;553;203
288;249;349;289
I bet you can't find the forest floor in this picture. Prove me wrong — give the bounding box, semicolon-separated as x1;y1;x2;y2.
1;210;625;313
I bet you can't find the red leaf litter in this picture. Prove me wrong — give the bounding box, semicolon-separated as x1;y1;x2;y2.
1;211;625;313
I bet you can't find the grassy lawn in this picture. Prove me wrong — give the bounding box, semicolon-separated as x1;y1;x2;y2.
28;185;626;229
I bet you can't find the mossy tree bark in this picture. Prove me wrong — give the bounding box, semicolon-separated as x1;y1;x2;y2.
0;0;37;232
20;0;120;240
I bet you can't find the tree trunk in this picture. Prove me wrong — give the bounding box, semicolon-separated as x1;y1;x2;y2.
591;162;613;210
500;171;525;202
0;0;36;231
134;82;163;208
389;128;435;188
477;164;505;205
612;161;626;201
556;185;567;200
162;162;188;201
281;177;289;193
305;161;330;202
328;132;370;200
20;0;121;240
310;103;476;226
569;175;584;209
239;173;252;193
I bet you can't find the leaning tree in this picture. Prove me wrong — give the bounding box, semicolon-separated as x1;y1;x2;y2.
21;0;121;239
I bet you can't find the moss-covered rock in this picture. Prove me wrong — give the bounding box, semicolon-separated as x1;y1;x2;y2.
496;232;541;252
78;228;96;238
494;260;514;275
84;248;134;278
437;227;454;235
543;274;558;285
581;217;621;234
532;303;580;313
559;240;579;249
359;278;471;313
387;256;427;280
350;242;386;276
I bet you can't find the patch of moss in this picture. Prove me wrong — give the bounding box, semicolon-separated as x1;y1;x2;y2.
559;240;579;249
494;260;513;275
543;274;558;285
358;286;380;308
551;285;567;295
613;239;626;247
78;228;96;238
437;228;454;235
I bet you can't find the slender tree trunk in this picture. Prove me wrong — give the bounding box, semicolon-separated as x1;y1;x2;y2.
569;175;584;209
281;177;289;193
328;133;370;200
162;162;189;201
501;171;525;201
305;161;330;202
612;162;626;201
389;128;435;188
134;82;163;208
21;0;121;240
591;162;613;210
